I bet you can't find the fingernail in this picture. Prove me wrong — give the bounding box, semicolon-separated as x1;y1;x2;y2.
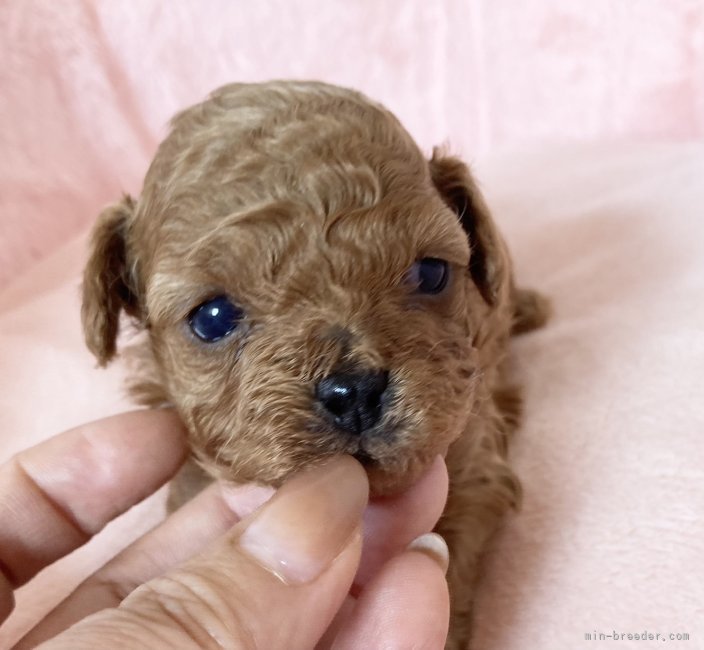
238;456;368;584
407;532;449;573
221;483;276;520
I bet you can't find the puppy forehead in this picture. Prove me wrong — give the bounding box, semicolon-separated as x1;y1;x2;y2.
158;192;466;276
135;81;428;242
145;195;468;324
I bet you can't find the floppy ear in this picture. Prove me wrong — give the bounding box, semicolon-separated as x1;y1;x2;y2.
429;149;507;306
81;195;140;366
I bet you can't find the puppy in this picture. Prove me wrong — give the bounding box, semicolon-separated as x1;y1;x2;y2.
81;80;548;649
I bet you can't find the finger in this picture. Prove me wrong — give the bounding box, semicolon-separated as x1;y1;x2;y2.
22;453;444;645
331;534;450;649
40;457;368;650
357;454;448;588
0;410;187;617
17;481;273;648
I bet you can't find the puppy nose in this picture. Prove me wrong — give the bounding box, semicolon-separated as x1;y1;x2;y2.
316;370;389;434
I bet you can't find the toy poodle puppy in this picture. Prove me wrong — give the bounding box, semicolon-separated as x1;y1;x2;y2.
82;80;548;648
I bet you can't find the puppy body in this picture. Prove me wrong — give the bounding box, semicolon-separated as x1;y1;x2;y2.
82;81;547;648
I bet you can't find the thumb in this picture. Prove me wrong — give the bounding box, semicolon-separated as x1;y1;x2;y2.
40;457;368;650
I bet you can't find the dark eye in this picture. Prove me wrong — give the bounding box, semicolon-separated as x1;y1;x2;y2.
407;258;449;294
188;296;243;342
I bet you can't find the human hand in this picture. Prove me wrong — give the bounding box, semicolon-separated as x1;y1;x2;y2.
0;410;450;648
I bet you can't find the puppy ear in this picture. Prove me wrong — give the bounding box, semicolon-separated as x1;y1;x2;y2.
81;195;140;366
429;148;506;306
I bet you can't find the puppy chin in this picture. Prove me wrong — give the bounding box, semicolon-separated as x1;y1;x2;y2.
201;442;438;498
363;458;435;496
352;442;443;497
333;420;461;496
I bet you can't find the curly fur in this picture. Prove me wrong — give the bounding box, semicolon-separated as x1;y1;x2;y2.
81;80;548;649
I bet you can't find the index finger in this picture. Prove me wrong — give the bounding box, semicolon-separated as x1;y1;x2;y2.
0;410;187;621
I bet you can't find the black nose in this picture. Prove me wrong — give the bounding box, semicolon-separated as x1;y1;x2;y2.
316;370;389;434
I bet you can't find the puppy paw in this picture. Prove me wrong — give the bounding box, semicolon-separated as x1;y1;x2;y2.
511;287;551;335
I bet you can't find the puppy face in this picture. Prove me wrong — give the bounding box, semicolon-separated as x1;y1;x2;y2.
82;82;510;496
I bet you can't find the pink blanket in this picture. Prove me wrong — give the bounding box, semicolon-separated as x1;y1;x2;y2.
1;2;703;647
2;0;703;287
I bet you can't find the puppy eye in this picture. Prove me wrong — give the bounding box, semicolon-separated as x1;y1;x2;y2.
406;258;449;294
188;296;243;342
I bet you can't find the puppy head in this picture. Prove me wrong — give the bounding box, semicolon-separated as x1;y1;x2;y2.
82;82;510;495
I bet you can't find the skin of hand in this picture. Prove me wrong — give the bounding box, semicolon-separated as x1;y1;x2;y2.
0;410;450;649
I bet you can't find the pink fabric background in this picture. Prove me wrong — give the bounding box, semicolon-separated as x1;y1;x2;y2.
1;2;703;648
2;0;704;287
